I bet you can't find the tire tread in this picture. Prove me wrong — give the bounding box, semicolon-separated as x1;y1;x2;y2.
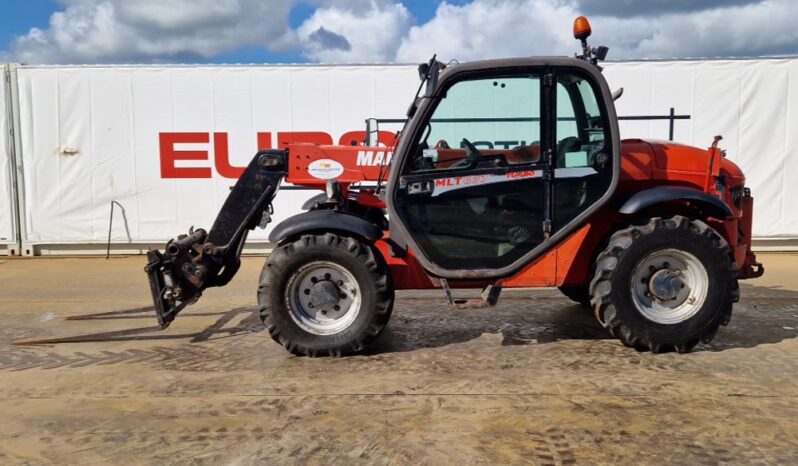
258;233;394;357
589;215;738;353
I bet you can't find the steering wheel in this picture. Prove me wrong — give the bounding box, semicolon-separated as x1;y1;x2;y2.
462;138;482;158
449;138;482;169
450;138;507;169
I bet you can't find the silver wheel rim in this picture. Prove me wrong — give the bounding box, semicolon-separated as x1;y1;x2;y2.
286;261;362;335
631;248;709;325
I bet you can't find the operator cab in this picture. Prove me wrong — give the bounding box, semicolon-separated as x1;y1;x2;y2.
386;25;619;279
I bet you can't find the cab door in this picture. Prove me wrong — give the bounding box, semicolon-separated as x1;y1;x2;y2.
388;60;619;279
392;72;553;272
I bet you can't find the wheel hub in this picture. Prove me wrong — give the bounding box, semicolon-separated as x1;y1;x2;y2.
648;268;686;303
631;249;709;325
287;261;362;335
308;280;343;310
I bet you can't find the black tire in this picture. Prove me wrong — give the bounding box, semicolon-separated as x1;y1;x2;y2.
589;216;739;353
258;233;394;356
558;284;591;308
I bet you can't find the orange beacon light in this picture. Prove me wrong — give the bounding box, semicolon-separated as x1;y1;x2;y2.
573;16;592;40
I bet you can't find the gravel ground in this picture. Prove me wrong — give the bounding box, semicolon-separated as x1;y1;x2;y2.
0;253;796;465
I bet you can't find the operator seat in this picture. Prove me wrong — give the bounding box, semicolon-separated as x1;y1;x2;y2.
508;144;541;164
556;136;582;167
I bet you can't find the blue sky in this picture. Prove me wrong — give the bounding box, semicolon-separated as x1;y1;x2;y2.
0;0;475;64
215;1;470;63
0;1;57;49
2;1;797;65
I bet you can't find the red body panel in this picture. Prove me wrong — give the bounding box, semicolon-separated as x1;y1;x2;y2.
284;137;760;290
287;143;388;186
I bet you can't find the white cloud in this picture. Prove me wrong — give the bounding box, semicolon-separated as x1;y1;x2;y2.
2;0;798;65
396;0;577;63
395;0;798;63
607;0;798;58
297;0;413;63
3;0;295;64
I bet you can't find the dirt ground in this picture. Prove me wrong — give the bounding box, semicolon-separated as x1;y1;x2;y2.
0;253;796;465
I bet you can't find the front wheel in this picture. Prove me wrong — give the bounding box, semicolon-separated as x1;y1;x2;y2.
590;216;739;353
258;233;394;356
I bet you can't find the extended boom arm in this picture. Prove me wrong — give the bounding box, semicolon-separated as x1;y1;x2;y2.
144;150;286;327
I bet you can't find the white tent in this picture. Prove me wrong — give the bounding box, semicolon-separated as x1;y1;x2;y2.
0;65;18;253
603;58;798;241
7;59;798;254
14;65;416;249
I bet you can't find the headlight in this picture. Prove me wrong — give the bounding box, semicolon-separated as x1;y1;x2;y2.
730;186;745;210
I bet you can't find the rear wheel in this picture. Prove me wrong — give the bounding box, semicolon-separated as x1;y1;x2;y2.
258;233;394;356
589;216;738;353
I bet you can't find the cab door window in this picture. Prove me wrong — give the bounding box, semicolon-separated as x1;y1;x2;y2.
409;76;542;172
395;74;547;270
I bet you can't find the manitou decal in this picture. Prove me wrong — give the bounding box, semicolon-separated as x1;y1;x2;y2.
432;171;539;196
356;150;393;166
308;159;345;179
507;170;536;179
434;175;490;188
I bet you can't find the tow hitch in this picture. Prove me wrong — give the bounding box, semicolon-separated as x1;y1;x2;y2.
144;150;286;327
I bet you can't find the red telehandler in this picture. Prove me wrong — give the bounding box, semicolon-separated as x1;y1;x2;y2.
145;17;763;355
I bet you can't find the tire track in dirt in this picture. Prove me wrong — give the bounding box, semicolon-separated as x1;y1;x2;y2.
3;394;796;464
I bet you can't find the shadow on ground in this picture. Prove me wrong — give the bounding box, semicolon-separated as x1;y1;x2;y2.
13;307;263;345
12;283;798;356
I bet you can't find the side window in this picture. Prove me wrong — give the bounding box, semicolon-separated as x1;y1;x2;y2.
555;75;608;168
408;75;541;172
556;82;578;141
554;71;613;230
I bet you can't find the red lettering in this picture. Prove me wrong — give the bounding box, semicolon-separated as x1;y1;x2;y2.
257;132;272;150
160;130;397;179
435;178;460;187
213;133;246;179
159;133;211;178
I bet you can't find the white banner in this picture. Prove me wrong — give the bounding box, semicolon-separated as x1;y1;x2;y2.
14;59;798;244
603;59;798;240
0;65;17;245
16;65;416;244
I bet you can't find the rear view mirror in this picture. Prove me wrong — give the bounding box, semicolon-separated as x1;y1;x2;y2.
364;118;379;146
418;63;429;80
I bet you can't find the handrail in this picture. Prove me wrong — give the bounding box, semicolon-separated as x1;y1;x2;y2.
369;107;691;141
